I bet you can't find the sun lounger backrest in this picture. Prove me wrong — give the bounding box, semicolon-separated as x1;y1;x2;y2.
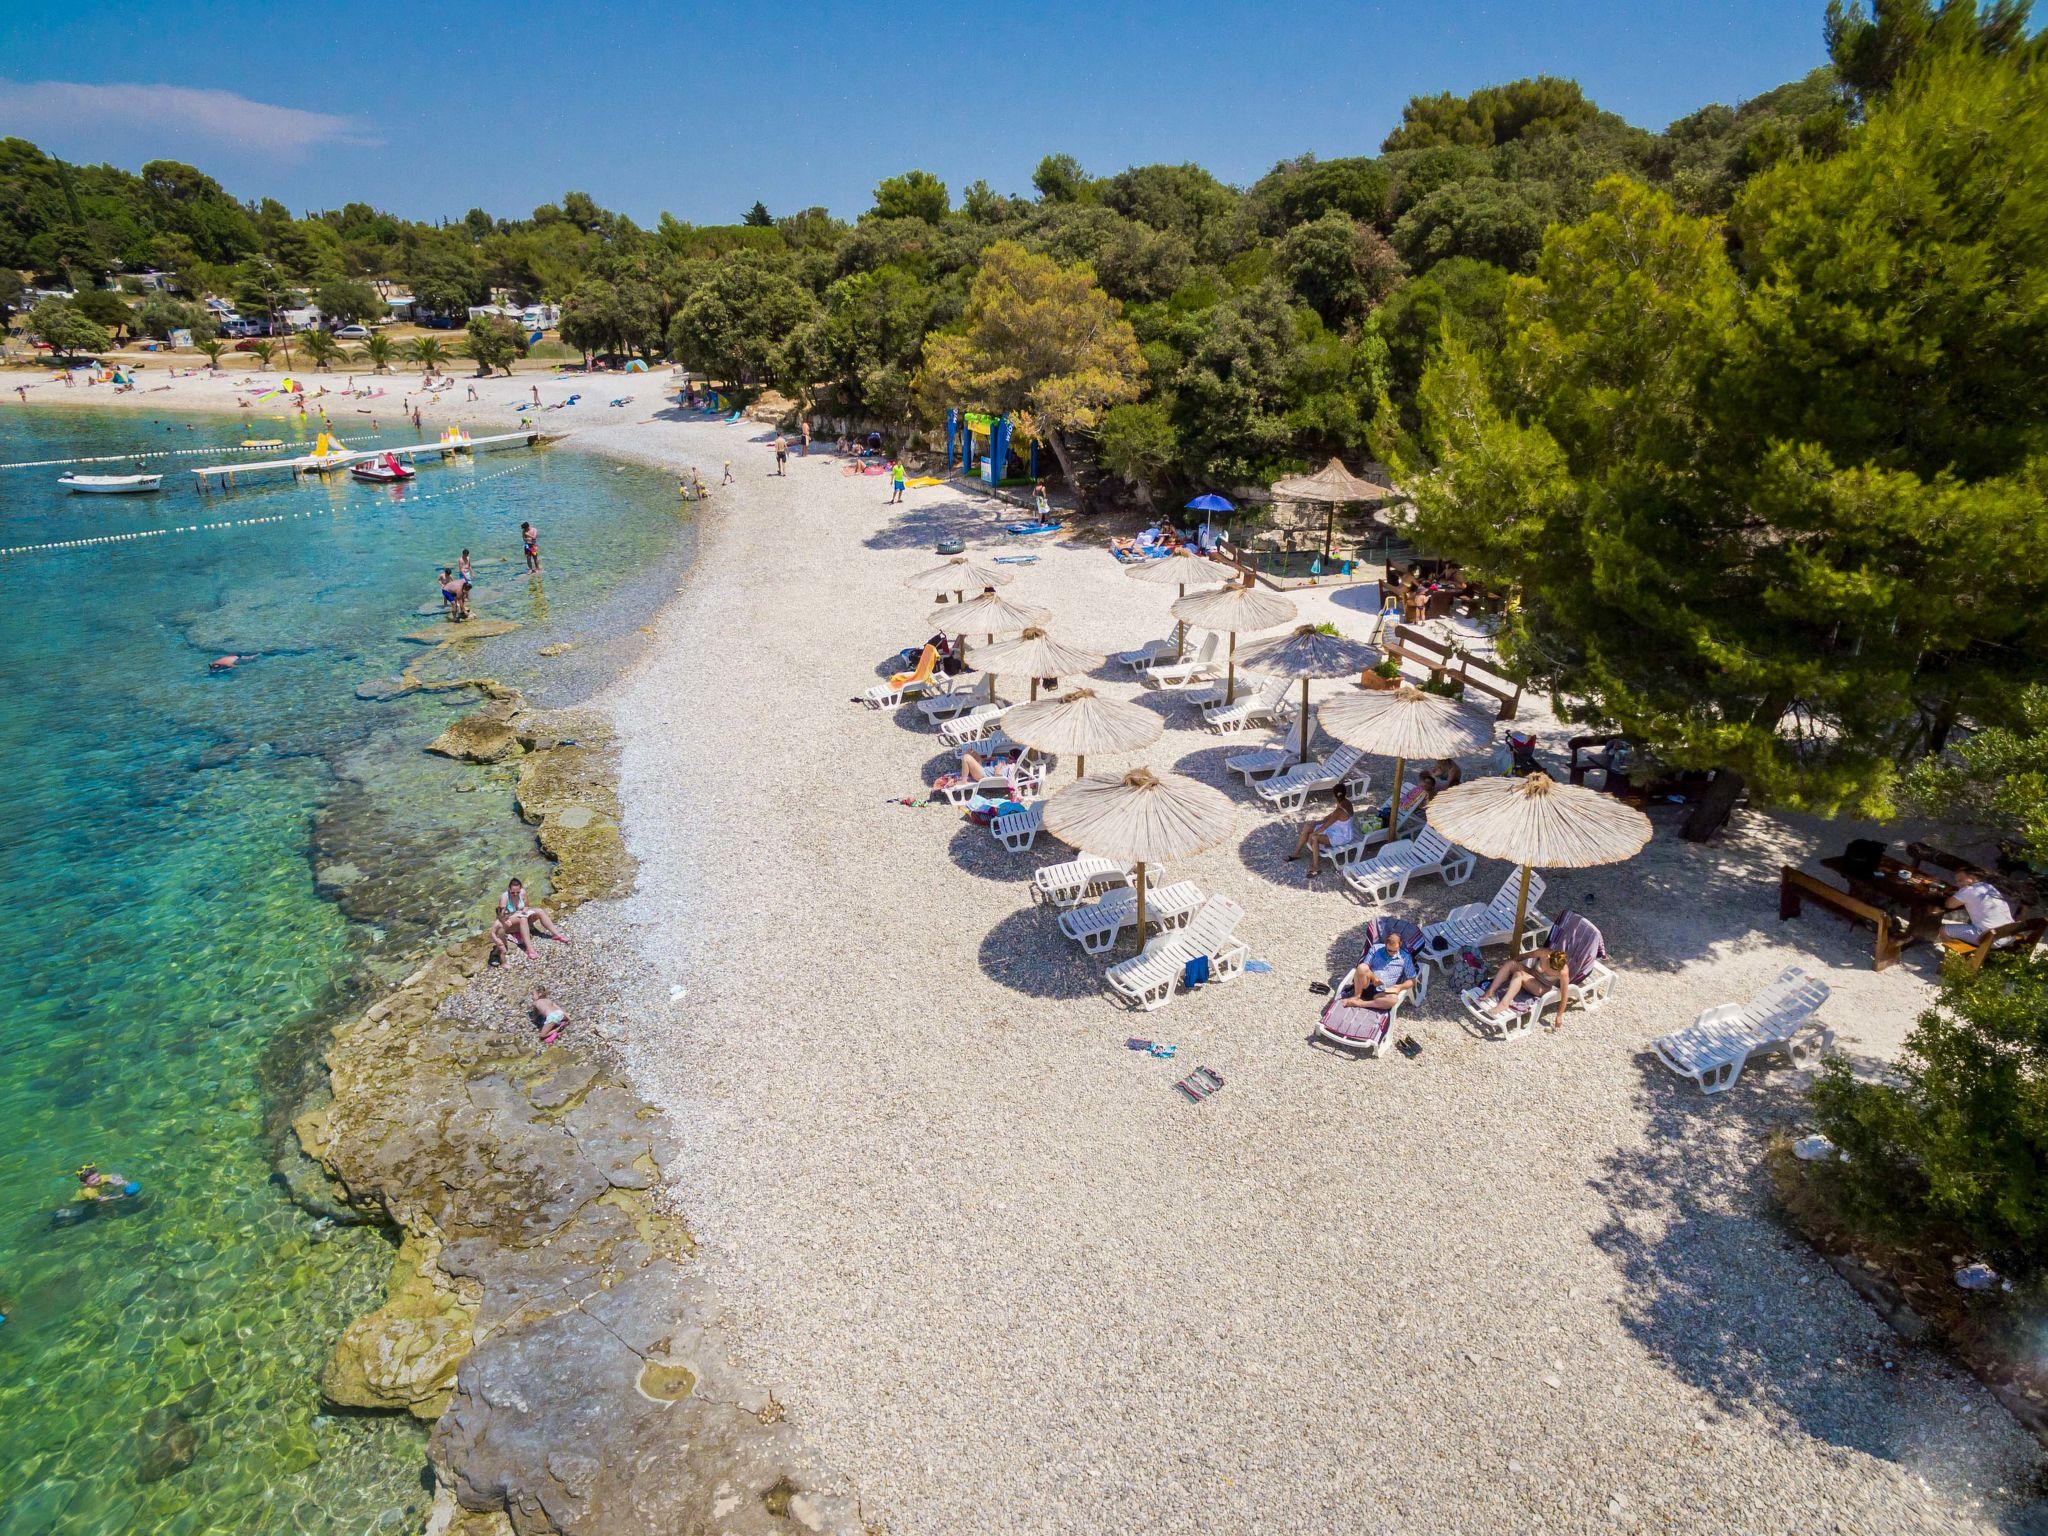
1489;872;1543;924
1412;827;1451;865
1744;966;1830;1035
1324;744;1364;777
1185;895;1244;951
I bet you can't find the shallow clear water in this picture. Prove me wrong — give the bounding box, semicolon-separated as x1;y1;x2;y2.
0;406;686;1534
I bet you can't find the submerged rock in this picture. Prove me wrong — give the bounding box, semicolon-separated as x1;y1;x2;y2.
406;618;521;645
428;713;524;765
134;1403;202;1483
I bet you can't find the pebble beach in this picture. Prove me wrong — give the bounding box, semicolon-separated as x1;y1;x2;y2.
22;366;2045;1533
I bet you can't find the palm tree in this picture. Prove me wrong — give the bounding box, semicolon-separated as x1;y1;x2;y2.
299;330;340;371
362;333;393;374
407;336;447;372
249;341;275;371
198;338;227;370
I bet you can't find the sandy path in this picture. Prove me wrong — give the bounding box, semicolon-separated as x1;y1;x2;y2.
584;418;2041;1534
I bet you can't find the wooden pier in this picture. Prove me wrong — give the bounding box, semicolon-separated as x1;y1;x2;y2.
191;430;556;489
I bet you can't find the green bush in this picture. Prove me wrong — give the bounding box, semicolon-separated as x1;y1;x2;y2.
1810;958;2048;1275
1419;675;1464;698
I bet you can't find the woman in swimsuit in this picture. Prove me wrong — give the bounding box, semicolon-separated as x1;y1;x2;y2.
501;878;568;947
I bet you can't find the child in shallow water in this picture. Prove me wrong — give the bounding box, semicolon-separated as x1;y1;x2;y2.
530;987;566;1045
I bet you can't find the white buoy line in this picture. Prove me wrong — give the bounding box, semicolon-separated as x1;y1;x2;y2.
0;440;320;471
0;462;534;559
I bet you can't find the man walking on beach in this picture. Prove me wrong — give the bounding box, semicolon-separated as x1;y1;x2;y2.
774;437;788;475
521;521;540;573
800;422;810;457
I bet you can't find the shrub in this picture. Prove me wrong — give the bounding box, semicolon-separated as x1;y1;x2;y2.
1809;958;2048;1275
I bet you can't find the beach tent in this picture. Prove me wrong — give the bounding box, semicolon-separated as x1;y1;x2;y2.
625;359;648;373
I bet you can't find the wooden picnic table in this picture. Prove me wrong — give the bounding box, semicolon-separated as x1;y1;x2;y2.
1817;852;1950;948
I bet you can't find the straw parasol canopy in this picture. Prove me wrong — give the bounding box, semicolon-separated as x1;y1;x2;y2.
1000;687;1163;777
926;591;1051;638
905;556;1013;602
1171;583;1298;704
1234;624;1383;763
1426;771;1652;948
968;626;1107;702
1125;547;1230;659
1269;458;1395;503
1270;458;1396;563
1044;765;1236;946
1320;683;1496;827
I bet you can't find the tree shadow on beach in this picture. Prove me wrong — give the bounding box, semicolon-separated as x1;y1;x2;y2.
862;494;1012;552
1589;1054;2048;1529
977;904;1103;1002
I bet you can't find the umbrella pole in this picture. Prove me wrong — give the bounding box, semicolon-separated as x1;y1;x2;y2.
1298;676;1311;762
1226;633;1238;704
1134;863;1148;950
1030;678;1041;702
1389;757;1405;835
1324;501;1334;563
1175;582;1187;660
1076;754;1086;778
1510;863;1532;953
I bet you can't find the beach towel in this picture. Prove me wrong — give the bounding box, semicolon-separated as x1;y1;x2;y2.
1361;916;1426;956
906;476;944;489
1006;522;1060;536
1544;910;1607;984
1321;997;1393;1046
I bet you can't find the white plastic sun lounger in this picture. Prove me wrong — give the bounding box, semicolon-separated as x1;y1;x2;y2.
1652;966;1834;1094
1143;633;1222;689
918;687;983;723
938;702;1006;748
864;669;947;709
1104;894;1247;1010
1226;712;1317;784
1461;960;1617;1040
1204;678;1292;734
1338;827;1476;906
1058;880;1204;954
935;749;1047;806
1256;745;1370;814
991;803;1044;852
1032;853;1133;909
1415;873;1548;970
1314;961;1431;1056
1117;636;1179;671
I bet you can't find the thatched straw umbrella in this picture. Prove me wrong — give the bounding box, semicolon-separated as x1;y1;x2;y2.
1044;765;1235;947
1270;458;1395;564
1000;687;1163;778
1125;548;1229;659
969;626;1106;702
927;591;1052;666
1170;582;1297;704
906;556;1013;604
1234;624;1382;764
1319;684;1496;833
1426;772;1652;950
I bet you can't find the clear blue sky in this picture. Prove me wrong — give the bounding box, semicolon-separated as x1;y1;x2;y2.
0;0;1832;224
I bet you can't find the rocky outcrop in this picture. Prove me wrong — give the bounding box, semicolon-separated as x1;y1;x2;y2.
296;711;846;1533
428;693;528;765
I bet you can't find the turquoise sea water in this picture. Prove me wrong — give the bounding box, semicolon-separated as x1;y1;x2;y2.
0;407;685;1535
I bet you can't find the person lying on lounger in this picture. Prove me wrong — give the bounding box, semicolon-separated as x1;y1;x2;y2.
1465;949;1570;1021
1322;929;1419;1044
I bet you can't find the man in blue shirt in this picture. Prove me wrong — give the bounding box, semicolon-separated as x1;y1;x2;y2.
1322;928;1419;1046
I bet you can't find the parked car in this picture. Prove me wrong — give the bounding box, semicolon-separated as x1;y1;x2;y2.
333;324;370;340
232;338;265;352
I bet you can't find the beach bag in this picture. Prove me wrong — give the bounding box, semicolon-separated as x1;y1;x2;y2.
1183;955;1211;988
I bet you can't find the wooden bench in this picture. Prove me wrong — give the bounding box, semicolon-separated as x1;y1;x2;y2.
1384;624;1523;720
1780;866;1904;971
1939;916;2048;972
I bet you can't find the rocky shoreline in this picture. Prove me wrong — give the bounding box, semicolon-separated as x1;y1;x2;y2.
290;687;860;1530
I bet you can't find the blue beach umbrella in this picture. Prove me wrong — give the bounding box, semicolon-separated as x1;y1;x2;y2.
1185;493;1234;513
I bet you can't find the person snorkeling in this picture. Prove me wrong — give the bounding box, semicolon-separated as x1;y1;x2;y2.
74;1163;140;1202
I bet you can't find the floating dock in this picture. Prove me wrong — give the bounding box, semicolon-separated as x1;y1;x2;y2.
191;430;558;490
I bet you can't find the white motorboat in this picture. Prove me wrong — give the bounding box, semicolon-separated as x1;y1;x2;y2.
59;473;163;494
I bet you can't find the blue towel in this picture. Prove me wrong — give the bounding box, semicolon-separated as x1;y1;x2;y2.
1183;955;1211;988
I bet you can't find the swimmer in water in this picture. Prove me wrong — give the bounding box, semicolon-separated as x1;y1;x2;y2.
530;986;566;1045
209;654;240;672
75;1165;136;1202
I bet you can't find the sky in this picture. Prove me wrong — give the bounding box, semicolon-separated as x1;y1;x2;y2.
0;0;1833;225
